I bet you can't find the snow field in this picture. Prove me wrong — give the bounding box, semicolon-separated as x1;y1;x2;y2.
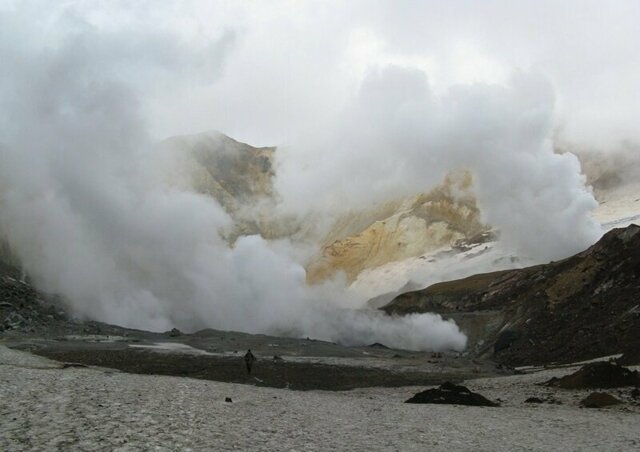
1;346;639;451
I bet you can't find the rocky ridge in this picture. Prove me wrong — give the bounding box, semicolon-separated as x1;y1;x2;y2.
383;224;640;366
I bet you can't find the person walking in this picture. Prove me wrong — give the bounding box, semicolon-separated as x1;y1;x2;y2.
244;349;256;374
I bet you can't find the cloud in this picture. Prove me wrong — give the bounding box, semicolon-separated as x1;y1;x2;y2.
275;67;600;259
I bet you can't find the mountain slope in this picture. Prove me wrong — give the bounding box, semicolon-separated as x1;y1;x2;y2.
307;171;489;283
382;224;640;366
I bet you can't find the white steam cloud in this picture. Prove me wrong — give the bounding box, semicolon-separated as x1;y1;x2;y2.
275;67;600;260
0;1;636;350
0;2;466;351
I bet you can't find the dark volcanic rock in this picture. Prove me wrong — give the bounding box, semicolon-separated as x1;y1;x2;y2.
0;260;144;339
382;224;640;366
0;262;68;334
580;392;622;408
494;330;520;353
405;382;498;407
524;397;544;404
368;342;389;349
548;362;640;389
617;347;640;366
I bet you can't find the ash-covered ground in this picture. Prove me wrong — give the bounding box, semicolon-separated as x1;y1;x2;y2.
2;250;640;450
2;345;639;451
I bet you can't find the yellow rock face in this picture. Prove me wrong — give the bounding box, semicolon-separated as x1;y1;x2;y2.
306;171;488;283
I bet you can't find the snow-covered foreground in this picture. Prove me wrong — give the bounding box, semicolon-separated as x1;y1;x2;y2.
1;346;638;451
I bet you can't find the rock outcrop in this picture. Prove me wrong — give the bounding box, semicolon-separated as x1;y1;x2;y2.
547;362;640;389
580;392;622;408
306;171;489;283
405;382;498;406
0;261;65;333
161;131;276;210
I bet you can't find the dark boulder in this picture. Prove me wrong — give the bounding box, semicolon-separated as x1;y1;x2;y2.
368;342;389;349
405;382;498;407
168;328;183;337
547;362;640;389
580;392;622;408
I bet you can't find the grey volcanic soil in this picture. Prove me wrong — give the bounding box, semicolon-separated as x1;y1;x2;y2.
5;328;506;391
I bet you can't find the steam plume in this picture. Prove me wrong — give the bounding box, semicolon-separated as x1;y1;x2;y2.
0;3;466;351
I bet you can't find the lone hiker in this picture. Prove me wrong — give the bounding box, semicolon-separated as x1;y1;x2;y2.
244;349;256;374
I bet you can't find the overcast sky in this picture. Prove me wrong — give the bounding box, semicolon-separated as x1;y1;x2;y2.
3;0;636;148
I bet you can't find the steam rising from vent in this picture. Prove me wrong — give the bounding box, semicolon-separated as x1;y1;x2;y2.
276;67;600;260
0;3;468;351
0;1;631;350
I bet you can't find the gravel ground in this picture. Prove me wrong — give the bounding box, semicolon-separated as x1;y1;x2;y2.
1;346;639;451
